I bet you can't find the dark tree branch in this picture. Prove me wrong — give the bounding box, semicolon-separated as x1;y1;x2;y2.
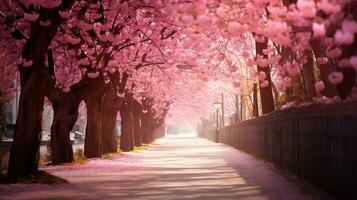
47;50;55;76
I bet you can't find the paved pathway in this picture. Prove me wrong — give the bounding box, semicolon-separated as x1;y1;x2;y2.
0;135;318;200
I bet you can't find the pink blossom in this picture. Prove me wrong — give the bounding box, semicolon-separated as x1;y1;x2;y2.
314;81;325;92
93;23;102;34
48;42;57;49
65;35;81;45
283;76;292;87
24;13;39;22
59;11;72;19
41;0;62;8
245;3;256;15
281;102;296;110
229;65;238;73
323;37;334;47
334;30;354;45
233;82;240;88
117;92;125;98
264;21;290;37
180;15;194;24
269;55;282;64
297;0;316;18
104;78;110;84
350;56;357;71
227;22;246;36
286;63;300;76
276;83;286;92
267;6;287;17
22;59;33;67
63;87;70;93
277;66;286;76
338;59;350;68
196;15;213;28
256;56;269;68
40;20;51;27
263;49;269;55
16;58;24;67
258;71;266;81
151;34;161;44
317;1;341;15
328;72;344;85
15;40;26;48
78;58;90;66
255;36;265;43
216;7;226;18
312;23;326;37
342;20;357;34
317;57;328;65
88;72;99;79
326;48;342;58
260;80;269;88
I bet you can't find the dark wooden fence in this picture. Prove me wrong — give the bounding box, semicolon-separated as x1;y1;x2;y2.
199;101;357;198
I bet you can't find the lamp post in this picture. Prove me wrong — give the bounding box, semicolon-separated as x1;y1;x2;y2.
213;101;222;143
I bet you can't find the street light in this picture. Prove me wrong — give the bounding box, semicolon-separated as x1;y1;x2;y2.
213;101;222;143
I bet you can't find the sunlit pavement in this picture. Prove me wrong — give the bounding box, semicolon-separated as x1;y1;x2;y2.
0;135;318;200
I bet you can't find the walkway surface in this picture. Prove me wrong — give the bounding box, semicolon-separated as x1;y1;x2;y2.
0;135;319;200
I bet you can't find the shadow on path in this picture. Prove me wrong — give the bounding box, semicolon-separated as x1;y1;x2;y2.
0;135;318;200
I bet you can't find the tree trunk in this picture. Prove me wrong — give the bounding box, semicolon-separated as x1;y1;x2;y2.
153;125;165;140
7;1;77;177
48;74;105;163
7;74;44;178
310;39;338;97
100;109;118;154
150;121;165;141
132;100;142;147
252;83;259;117
149;105;169;142
119;101;134;152
301;50;316;100
50;93;78;164
84;96;103;158
141;113;151;144
148;123;155;143
256;38;275;114
100;88;121;154
132;114;141;147
0;94;7;168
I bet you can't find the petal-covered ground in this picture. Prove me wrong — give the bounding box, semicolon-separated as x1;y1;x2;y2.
0;135;320;200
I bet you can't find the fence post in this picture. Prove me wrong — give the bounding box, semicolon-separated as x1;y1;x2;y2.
264;119;267;159
296;119;300;176
279;117;283;167
324;117;329;187
317;117;326;184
